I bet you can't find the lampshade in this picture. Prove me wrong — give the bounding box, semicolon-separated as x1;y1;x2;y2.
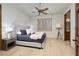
56;24;62;29
6;26;13;32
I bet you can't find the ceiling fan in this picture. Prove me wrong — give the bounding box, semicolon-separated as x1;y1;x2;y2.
32;3;48;16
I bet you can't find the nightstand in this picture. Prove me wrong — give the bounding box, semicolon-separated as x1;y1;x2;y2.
2;38;16;50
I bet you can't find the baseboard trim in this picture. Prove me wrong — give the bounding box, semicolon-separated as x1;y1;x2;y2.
47;38;64;40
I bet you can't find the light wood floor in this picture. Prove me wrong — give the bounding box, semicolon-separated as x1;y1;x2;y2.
0;39;75;56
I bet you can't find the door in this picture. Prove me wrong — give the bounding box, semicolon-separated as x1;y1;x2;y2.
75;3;79;56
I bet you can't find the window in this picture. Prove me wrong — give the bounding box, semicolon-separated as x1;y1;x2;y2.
38;18;52;31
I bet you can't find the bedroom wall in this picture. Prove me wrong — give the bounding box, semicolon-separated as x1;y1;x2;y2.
2;4;73;43
2;4;30;39
29;13;64;39
63;3;76;48
29;3;76;48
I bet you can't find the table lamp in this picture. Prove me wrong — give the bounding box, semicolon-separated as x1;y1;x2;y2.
6;26;13;39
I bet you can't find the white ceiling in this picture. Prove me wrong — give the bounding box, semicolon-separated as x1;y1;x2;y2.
10;3;71;16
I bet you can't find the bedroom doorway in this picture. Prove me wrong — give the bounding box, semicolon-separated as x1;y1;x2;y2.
64;10;71;44
0;4;2;49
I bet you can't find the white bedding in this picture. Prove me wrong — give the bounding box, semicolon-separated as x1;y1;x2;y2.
30;32;44;40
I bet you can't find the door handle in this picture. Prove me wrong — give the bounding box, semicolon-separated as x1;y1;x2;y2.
73;39;77;41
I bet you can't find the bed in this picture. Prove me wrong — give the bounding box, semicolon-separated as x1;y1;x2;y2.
16;32;46;49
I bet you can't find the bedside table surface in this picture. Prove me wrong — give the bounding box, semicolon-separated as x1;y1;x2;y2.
2;38;15;44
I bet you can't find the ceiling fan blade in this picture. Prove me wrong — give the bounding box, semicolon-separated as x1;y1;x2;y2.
41;8;48;11
35;7;40;10
41;11;48;15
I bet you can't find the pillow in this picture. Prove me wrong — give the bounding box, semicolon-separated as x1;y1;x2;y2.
30;28;35;34
17;31;21;34
26;29;31;35
20;30;27;35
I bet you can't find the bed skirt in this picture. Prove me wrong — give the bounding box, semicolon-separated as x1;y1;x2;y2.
16;38;46;49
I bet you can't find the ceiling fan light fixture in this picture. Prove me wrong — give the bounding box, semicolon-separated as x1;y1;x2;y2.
32;3;48;16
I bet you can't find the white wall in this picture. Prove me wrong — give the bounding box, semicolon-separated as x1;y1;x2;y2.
2;4;30;39
70;4;76;48
30;14;64;39
63;3;76;48
2;4;74;45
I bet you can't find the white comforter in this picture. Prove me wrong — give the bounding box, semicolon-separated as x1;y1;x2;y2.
30;32;44;40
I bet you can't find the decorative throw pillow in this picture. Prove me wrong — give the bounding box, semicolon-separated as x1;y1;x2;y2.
30;29;35;34
30;26;35;34
26;29;31;35
17;31;21;34
20;30;27;35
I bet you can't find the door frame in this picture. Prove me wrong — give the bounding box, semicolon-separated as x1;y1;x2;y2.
0;4;2;49
75;3;79;56
64;10;71;41
64;13;66;41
